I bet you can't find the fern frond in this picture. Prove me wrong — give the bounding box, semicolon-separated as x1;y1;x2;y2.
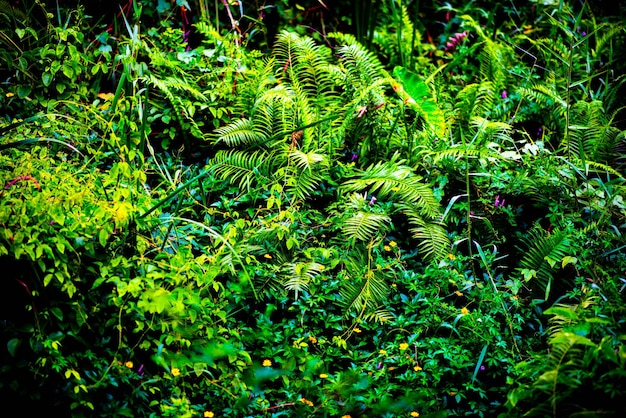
565;100;621;163
210;149;276;190
517;226;573;300
283;261;324;299
330;33;386;90
403;212;450;262
341;161;441;218
339;256;392;322
343;211;391;242
214;118;267;146
455;82;497;120
470;116;513;145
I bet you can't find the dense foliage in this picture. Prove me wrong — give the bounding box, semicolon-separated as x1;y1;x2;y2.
1;0;626;417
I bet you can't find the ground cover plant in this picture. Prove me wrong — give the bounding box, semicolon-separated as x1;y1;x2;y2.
1;0;626;417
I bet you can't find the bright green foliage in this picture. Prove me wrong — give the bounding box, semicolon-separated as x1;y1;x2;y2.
1;1;626;417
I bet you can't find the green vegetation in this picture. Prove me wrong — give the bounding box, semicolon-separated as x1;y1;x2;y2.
1;1;625;416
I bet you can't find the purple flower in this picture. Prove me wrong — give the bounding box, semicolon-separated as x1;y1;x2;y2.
494;195;506;208
369;196;377;206
501;90;507;99
480;365;486;371
351;153;358;162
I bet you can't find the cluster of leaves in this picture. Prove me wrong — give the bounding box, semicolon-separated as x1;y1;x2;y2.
1;1;626;417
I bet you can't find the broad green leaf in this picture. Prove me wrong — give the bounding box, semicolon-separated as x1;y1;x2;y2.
393;66;447;138
7;338;20;357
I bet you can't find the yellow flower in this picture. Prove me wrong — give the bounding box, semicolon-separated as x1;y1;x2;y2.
299;397;313;406
384;245;392;251
124;361;133;369
461;307;469;315
414;365;422;371
410;412;420;417
389;240;397;247
5;92;15;98
454;290;463;297
263;254;272;259
319;373;328;379
399;343;409;351
379;349;387;355
448;253;456;260
171;368;180;376
308;335;317;344
341;415;352;418
204;412;215;418
353;327;362;333
262;359;272;367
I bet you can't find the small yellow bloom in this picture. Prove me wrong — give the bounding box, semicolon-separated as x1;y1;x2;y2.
410;412;420;417
414;365;423;371
384;245;392;251
389;241;397;247
5;92;14;98
299;397;313;406
399;343;409;351
341;415;352;418
461;307;469;315
171;368;180;376
448;253;456;260
455;290;463;297
204;412;215;418
388;366;396;371
319;373;328;379
353;327;362;333
308;335;317;344
319;265;325;270
263;254;272;259
124;361;133;369
262;359;272;367
379;349;387;355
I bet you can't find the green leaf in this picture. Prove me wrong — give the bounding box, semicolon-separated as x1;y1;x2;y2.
42;72;53;86
98;229;108;247
7;338;21;357
393;66;447;138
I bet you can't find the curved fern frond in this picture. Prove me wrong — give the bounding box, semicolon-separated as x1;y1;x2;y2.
210;149;276;191
517;226;573;300
339;254;392;322
343;211;391;242
401;208;450;262
565;100;621;163
341;161;441;218
214;118;267;147
330;32;386;91
283;261;324;299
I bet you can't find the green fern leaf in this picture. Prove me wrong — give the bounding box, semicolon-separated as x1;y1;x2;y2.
341;161;441;218
284;261;324;299
343;211;391;242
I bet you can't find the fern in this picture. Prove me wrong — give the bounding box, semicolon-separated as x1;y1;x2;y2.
283;261;324;299
341;160;441;218
517;225;573;300
565;100;621;163
340;161;449;262
210;149;277;191
338;251;393;323
214;118;267;147
343;211;392;242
